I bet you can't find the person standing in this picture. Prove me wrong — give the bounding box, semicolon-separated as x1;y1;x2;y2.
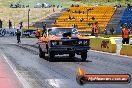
16;29;21;43
91;28;94;36
0;19;3;28
122;25;130;44
80;18;84;22
9;20;12;29
35;28;41;39
110;27;114;35
53;5;55;12
93;22;99;37
19;22;23;29
104;28;107;35
42;23;47;36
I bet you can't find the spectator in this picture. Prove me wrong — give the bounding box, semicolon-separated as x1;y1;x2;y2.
16;29;21;43
78;10;81;14
67;8;70;12
9;20;12;29
73;10;76;13
71;4;74;7
127;4;131;8
68;15;72;20
54;20;56;24
118;4;121;8
122;25;130;44
26;5;29;8
110;27;114;35
53;5;55;12
80;18;84;22
72;16;75;20
91;28;94;36
19;22;23;29
75;4;79;7
0;19;3;28
72;24;75;28
42;23;47;36
82;11;85;14
88;23;91;27
93;22;99;37
72;24;78;28
104;28;107;35
57;5;59;8
35;28;41;39
92;17;95;20
42;4;44;8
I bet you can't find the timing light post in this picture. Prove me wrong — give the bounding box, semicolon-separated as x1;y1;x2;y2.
28;9;30;30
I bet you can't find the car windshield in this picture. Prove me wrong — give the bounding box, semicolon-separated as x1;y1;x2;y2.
48;28;79;36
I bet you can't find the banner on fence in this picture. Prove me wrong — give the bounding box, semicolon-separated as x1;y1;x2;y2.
0;28;17;36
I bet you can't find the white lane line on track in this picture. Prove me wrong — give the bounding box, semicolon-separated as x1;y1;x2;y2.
90;50;132;59
0;50;31;88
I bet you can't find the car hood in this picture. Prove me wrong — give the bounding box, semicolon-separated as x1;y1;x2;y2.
48;35;89;40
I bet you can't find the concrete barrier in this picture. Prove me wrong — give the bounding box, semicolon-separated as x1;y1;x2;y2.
120;44;132;56
90;36;117;53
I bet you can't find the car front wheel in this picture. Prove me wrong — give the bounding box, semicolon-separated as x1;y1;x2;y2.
48;51;54;61
39;47;45;58
81;51;87;61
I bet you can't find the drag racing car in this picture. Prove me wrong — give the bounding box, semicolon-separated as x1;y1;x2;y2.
37;27;90;61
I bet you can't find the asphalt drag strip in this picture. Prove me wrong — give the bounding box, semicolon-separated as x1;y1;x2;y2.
0;44;132;88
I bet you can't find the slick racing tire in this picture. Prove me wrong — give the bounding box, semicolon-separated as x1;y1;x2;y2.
48;51;54;62
39;47;45;58
81;51;87;62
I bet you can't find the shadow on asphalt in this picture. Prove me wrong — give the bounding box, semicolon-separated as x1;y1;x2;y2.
42;56;92;62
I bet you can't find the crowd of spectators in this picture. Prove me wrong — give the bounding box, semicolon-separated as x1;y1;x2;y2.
10;2;62;8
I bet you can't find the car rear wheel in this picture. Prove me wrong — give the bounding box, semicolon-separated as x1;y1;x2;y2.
39;47;45;58
81;51;87;61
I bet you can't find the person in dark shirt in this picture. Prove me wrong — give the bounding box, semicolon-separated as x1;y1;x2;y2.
80;18;84;22
110;27;114;35
9;20;12;29
91;28;95;36
0;19;3;28
16;29;21;43
92;17;95;20
19;22;23;29
42;23;47;36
